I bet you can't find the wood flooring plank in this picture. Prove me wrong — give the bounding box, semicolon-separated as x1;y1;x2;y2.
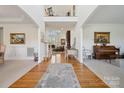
9;53;109;88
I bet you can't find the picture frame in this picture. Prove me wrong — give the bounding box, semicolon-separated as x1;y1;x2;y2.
61;39;65;45
94;32;110;44
10;33;25;44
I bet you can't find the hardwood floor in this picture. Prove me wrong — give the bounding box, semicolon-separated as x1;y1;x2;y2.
9;53;109;88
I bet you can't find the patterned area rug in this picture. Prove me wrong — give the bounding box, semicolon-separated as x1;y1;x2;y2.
36;63;80;88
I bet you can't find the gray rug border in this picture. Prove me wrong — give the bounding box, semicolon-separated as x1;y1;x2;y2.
35;63;81;88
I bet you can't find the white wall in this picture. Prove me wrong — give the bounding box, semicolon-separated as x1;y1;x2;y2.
43;17;78;22
45;26;76;47
45;27;66;46
75;5;97;63
19;5;46;63
0;27;3;44
39;22;46;62
83;24;124;55
19;5;44;26
1;24;38;60
44;5;74;16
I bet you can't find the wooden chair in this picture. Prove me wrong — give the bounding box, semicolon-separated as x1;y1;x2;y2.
0;44;6;63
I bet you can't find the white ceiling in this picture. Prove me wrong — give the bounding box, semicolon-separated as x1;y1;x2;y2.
85;5;124;24
45;22;76;31
0;5;35;24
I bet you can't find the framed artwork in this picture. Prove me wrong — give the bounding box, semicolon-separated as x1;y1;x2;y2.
10;33;25;44
94;32;110;43
61;39;65;45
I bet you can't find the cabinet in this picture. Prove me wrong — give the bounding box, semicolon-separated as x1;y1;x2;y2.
6;46;27;59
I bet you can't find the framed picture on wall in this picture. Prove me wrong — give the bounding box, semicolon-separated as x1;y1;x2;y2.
10;33;25;44
61;39;65;45
94;32;110;44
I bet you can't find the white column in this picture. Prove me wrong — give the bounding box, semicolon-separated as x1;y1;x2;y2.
38;27;41;63
75;5;98;64
74;22;83;64
80;27;83;64
38;21;45;63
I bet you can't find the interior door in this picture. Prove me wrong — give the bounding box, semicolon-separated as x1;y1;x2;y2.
66;30;71;49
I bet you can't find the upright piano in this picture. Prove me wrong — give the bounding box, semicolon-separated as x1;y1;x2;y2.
93;45;120;59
